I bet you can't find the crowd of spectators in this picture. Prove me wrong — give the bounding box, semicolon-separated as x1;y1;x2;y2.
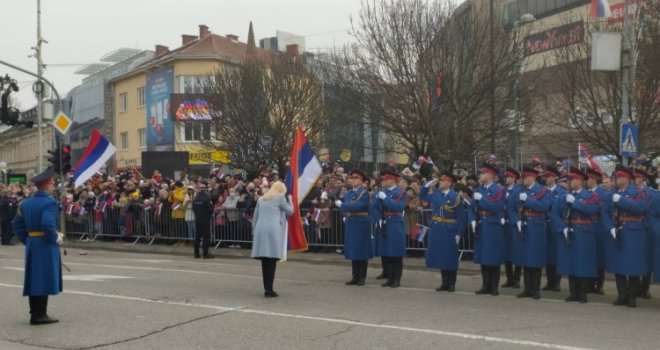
1;153;658;252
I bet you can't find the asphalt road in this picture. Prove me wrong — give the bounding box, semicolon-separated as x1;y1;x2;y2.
1;246;660;350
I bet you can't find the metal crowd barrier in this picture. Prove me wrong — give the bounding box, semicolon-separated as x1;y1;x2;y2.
64;207;475;255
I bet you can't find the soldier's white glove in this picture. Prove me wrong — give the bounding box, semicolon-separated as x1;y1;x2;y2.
612;194;621;203
473;192;482;201
424;179;438;188
519;193;528;202
501;217;506;226
335;200;343;208
610;228;617;240
563;227;569;240
56;232;64;245
470;220;477;232
455;235;461;245
566;194;576;204
378;220;384;229
516;220;522;232
321;191;328;200
378;191;387;200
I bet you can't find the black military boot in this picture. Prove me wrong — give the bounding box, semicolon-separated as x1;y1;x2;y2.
30;296;58;326
639;274;651;299
628;277;640;308
517;268;532;298
346;261;359;285
376;257;387;280
447;271;457;292
613;274;628;306
436;270;449;292
502;262;515;288
389;258;402;288
591;269;605;295
356;261;367;286
490;266;500;296
577;278;588;304
531;268;542;300
513;266;522;289
565;277;578;302
476;266;490;295
381;258;393;287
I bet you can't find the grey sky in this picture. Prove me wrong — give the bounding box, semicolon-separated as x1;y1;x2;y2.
2;0;362;109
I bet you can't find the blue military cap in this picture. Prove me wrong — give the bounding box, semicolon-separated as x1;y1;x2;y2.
31;167;56;185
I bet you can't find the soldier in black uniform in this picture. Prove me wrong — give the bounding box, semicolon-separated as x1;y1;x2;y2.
1;189;19;245
193;183;213;259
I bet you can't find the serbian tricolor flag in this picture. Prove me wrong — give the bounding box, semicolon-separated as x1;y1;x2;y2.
578;143;603;173
73;129;116;188
591;0;612;18
285;127;322;254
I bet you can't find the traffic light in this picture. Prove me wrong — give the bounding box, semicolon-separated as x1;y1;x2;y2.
47;147;61;174
61;145;72;174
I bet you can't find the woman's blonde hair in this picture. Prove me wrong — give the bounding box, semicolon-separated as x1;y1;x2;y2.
261;181;287;201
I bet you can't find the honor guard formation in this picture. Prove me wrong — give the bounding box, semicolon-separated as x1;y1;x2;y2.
5;158;660;326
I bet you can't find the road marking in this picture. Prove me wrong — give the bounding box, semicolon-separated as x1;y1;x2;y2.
0;282;594;350
64;274;135;282
0;261;616;307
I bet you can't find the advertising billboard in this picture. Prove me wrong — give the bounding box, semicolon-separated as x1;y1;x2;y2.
146;67;174;150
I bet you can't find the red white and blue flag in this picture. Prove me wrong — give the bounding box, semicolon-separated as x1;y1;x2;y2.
578;143;603;173
285;127;322;253
73;129;116;188
591;0;612;18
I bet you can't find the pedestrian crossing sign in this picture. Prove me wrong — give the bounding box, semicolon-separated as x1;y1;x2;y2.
620;122;638;158
52;112;72;135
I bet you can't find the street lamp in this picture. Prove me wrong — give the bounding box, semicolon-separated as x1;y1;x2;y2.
512;13;536;170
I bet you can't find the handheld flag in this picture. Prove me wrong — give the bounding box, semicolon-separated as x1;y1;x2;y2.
285;127;322;252
73;129;116;188
578;143;603;173
591;0;612;18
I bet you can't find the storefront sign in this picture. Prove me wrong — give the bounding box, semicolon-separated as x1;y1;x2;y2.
526;21;584;56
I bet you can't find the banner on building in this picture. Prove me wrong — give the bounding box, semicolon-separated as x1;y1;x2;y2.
170;94;221;121
179;145;231;165
146;67;174;150
526;21;584;56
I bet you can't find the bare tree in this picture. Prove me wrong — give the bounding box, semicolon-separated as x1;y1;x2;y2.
208;56;324;177
539;4;660;161
320;0;527;169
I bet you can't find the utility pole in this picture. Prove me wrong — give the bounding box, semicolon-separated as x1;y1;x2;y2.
35;0;47;172
620;0;634;166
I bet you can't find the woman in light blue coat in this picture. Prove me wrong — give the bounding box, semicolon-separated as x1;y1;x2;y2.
251;182;293;298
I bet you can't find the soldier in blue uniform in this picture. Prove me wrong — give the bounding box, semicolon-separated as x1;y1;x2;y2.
337;170;372;286
12;168;63;325
649;181;660;284
503;168;523;288
471;164;506;296
543;166;566;292
515;167;551;299
586;168;611;294
603;166;649;308
555;167;601;303
633;169;653;299
420;172;466;292
373;169;407;288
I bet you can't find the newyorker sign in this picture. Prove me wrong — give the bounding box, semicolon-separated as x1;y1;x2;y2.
526;21;585;56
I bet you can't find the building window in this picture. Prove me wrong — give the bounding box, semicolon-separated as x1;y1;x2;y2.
137;87;145;108
138;128;146;148
182;121;211;142
120;132;128;150
119;93;128;113
177;75;215;94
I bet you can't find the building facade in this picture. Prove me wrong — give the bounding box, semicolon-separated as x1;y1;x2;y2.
111;24;269;174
